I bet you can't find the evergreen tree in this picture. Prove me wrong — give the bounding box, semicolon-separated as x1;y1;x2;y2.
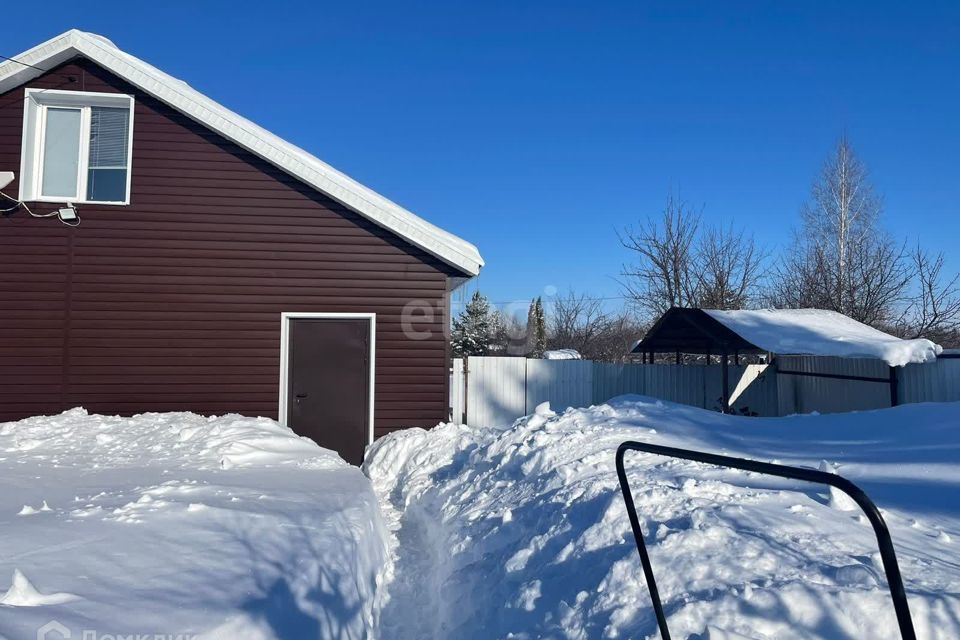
526;297;547;357
451;291;493;358
535;298;547;355
488;308;507;354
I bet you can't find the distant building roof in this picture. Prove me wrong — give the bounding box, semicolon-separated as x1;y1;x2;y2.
633;308;942;367
543;349;582;360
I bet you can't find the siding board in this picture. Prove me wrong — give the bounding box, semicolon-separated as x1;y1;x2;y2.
0;58;458;432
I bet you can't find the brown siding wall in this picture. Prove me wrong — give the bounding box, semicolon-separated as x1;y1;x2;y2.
0;59;456;437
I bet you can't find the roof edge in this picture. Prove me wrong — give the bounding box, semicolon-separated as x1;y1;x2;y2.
0;30;483;276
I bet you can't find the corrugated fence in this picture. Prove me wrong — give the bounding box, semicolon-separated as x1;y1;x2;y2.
451;355;959;427
900;357;960;404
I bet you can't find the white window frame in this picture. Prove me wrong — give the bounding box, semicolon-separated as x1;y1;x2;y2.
19;88;135;205
278;312;376;448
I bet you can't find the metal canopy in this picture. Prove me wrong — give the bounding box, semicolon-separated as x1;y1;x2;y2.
632;307;762;356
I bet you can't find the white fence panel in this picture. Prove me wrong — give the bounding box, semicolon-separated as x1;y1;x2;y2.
647;365;707;408
465;356;526;427
593;363;646;402
451;355;958;427
450;358;466;424
525;359;594;414
900;357;960;404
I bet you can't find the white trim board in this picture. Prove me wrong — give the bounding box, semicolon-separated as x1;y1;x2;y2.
0;30;482;276
278;312;376;450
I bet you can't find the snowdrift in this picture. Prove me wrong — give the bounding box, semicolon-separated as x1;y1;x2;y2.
0;409;389;639
365;398;960;639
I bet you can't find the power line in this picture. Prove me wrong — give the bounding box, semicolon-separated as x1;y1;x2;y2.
453;294;632;306
0;54;47;72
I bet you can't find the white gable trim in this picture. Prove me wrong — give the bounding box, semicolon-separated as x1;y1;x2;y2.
0;30;483;276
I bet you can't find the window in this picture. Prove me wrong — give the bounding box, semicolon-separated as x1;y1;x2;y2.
20;89;134;204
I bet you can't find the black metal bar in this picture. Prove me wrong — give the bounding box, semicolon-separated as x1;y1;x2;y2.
721;351;730;413
776;368;890;384
889;366;900;407
616;440;917;640
616;443;672;640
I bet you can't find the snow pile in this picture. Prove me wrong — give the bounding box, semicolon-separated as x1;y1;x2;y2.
0;409;389;639
0;569;78;607
543;349;583;360
704;308;942;366
0;408;331;470
365;397;960;639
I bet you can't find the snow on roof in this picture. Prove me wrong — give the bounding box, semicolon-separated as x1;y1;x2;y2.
542;349;582;360
0;30;483;276
703;308;942;367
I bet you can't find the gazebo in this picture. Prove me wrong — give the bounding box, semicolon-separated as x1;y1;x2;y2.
632;308;942;412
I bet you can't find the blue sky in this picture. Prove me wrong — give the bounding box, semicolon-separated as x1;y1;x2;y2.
5;2;959;312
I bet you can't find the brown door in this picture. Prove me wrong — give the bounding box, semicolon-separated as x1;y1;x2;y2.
286;317;371;465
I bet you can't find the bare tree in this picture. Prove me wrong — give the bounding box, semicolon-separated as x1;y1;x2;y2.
844;233;912;327
621;195;767;318
619;196;701;318
549;290;609;354
547;290;644;361
695;223;767;310
588;312;647;362
898;246;960;343
802;136;883;312
771;138;911;325
766;231;826;309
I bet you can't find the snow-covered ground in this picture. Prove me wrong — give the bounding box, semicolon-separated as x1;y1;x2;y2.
0;409;388;640
365;397;960;639
3;400;958;639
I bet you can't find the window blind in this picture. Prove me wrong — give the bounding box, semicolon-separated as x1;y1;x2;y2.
88;106;129;168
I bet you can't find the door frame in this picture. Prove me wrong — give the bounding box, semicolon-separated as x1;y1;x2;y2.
278;311;376;447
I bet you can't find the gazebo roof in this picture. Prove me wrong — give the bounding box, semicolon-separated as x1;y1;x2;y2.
633;308;942;367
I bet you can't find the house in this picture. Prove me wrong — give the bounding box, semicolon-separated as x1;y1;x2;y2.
632;307;943;414
0;31;483;465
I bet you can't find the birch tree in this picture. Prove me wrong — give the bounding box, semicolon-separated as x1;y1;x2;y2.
772;138;911;325
802;136;882;313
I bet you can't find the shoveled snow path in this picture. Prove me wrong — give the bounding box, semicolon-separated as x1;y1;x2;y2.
364;398;960;639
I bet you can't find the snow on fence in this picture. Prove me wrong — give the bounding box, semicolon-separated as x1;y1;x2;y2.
450;355;960;427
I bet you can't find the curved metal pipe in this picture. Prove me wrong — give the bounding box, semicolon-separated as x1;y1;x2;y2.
616;440;917;640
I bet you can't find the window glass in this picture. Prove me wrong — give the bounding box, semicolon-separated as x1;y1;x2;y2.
87;106;130;202
40;107;82;198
